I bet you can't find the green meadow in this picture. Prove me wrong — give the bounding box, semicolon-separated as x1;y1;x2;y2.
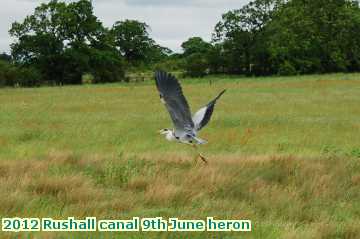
0;73;360;238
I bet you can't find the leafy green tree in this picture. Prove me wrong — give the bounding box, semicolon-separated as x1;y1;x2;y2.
212;0;360;76
267;0;360;74
181;37;212;57
147;45;173;63
180;37;212;76
265;0;322;74
213;0;279;75
111;20;160;65
207;43;226;73
9;0;124;85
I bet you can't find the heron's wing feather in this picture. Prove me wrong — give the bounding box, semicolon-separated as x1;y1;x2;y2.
193;89;226;131
155;71;194;132
192;106;208;130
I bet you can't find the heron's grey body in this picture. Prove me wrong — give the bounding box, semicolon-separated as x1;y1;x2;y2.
155;71;226;146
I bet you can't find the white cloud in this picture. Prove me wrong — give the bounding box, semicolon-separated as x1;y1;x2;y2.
0;0;250;53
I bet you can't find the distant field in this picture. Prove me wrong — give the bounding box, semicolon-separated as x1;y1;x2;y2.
0;73;360;238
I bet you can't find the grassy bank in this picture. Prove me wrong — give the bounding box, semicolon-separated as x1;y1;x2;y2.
0;73;359;238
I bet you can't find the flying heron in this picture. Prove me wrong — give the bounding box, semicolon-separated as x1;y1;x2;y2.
155;71;226;163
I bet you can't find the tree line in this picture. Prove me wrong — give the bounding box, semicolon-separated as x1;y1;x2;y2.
1;0;360;87
0;0;170;87
183;0;360;77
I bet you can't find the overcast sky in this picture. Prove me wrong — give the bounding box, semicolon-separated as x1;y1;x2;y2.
0;0;250;53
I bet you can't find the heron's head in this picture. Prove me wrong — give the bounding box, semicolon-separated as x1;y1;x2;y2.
159;128;176;141
159;128;170;135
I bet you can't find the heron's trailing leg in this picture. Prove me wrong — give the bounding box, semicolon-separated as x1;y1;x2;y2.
192;144;208;164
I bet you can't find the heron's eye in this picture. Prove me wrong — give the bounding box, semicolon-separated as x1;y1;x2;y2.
189;140;193;143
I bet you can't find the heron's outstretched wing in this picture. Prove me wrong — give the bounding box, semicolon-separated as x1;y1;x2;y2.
155;71;194;132
192;89;226;131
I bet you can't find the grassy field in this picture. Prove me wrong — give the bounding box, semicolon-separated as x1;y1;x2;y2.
0;73;360;238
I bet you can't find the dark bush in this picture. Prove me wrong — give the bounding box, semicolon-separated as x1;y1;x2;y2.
153;58;185;72
0;53;11;62
17;67;42;87
278;61;297;76
89;49;125;83
0;60;17;87
0;61;42;87
184;53;208;77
